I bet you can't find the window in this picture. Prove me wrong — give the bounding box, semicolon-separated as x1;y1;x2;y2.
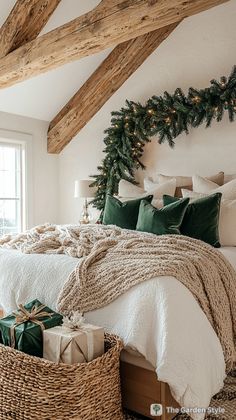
0;141;25;235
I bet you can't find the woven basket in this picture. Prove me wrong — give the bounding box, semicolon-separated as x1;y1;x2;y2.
0;333;123;420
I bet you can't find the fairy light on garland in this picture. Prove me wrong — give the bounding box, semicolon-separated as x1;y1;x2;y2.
90;65;236;211
191;95;201;104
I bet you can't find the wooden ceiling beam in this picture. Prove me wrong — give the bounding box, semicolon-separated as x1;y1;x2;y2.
0;0;229;89
0;0;61;59
47;23;179;153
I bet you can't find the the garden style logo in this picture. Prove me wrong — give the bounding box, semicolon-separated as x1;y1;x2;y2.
150;403;162;416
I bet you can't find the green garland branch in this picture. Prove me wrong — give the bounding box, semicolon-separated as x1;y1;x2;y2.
91;66;236;210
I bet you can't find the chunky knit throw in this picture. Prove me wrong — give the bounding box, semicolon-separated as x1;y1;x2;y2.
1;223;236;371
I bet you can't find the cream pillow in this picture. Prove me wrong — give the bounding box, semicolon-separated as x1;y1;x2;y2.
117;195;163;209
219;199;236;246
118;179;144;198
118;178;176;200
192;175;219;192
181;189;204;200
192;175;236;199
117;178;176;209
156;174;192;187
143;177;176;197
156;172;224;187
182;189;236;246
224;174;236;183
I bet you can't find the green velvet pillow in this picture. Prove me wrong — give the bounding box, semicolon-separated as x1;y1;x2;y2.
136;198;189;235
163;193;222;247
103;194;153;230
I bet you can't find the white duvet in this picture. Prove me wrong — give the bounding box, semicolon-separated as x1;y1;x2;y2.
0;245;235;420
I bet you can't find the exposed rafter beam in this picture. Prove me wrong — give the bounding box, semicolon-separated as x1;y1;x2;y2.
0;0;229;89
47;23;179;154
0;0;61;59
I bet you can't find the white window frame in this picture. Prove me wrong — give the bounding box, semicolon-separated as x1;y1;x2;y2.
0;129;33;230
0;141;24;233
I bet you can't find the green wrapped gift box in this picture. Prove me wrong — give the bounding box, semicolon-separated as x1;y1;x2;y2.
0;299;63;357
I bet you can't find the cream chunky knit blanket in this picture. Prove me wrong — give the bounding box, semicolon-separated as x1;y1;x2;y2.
1;223;236;371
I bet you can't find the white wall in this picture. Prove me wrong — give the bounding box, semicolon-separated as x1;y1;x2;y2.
0;111;59;226
58;1;236;224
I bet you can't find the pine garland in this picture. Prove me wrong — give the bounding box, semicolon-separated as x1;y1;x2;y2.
91;66;236;210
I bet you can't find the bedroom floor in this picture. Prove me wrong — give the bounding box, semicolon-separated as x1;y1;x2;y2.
123;370;236;420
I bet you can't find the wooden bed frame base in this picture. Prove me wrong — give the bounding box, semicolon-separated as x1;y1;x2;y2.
121;361;180;420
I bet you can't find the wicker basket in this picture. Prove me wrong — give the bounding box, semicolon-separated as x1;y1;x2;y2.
0;333;123;420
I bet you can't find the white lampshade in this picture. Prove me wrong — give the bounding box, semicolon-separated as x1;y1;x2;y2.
74;180;96;198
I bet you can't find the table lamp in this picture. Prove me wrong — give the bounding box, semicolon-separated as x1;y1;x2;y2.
74;180;96;224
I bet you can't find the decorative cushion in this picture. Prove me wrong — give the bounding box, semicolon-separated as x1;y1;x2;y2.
219;199;236;246
119;178;176;200
181;189;236;246
118;180;144;198
103;194;153;230
136;198;189;235
181;189;206;199
117;196;163;209
156;174;192;188
143;178;176;197
224;173;236;183
192;175;236;199
157;172;224;187
163;193;222;247
156;172;224;197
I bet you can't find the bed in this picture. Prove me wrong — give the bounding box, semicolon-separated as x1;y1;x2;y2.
0;240;235;420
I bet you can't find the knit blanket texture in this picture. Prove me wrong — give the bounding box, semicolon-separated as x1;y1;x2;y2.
0;223;235;371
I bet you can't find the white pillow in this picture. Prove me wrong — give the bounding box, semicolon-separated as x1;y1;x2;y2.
192;175;236;199
116;195;163;209
224;173;236;183
156;174;191;187
118;178;176;200
143;177;154;191
156;172;224;188
192;175;219;192
219;199;236;246
181;189;204;200
143;177;176;197
181;189;236;246
118;179;144;198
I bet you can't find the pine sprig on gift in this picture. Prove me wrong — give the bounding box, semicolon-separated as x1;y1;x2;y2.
90;66;236;211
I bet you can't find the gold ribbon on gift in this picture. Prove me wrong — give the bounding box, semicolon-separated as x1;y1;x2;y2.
10;304;53;348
